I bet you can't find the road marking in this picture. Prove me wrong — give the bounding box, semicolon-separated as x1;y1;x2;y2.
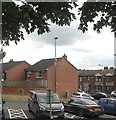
7;108;27;119
65;113;76;119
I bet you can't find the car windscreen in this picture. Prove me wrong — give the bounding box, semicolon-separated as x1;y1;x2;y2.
81;99;97;105
37;94;61;104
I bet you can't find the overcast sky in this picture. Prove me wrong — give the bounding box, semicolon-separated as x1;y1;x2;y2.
2;1;115;70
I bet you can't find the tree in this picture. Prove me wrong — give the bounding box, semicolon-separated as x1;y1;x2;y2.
2;2;116;46
2;2;78;45
78;2;116;37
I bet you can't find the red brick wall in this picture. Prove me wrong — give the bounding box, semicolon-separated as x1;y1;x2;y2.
2;87;46;95
7;62;30;81
27;70;48;81
48;59;78;98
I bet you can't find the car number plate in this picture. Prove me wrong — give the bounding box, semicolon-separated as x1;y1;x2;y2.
53;116;58;118
95;108;101;111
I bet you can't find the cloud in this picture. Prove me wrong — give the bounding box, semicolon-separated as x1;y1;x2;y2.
26;23;90;47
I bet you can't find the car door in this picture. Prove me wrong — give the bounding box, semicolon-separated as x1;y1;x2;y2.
69;99;83;114
64;100;74;113
98;99;108;112
32;94;39;114
106;100;115;114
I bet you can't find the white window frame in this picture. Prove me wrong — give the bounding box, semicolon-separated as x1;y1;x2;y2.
27;71;31;77
36;71;42;78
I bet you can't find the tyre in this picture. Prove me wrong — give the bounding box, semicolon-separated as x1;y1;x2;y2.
36;111;40;118
59;114;64;119
78;109;84;117
28;104;31;112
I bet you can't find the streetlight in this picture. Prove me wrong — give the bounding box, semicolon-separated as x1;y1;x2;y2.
54;37;58;93
99;64;104;92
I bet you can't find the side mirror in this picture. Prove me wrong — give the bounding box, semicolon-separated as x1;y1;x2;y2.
3;100;5;104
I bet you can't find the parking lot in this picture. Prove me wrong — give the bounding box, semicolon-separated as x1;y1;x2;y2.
3;101;116;119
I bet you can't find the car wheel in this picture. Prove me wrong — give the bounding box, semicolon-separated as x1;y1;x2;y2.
28;104;31;112
59;114;64;119
78;109;84;117
36;111;40;118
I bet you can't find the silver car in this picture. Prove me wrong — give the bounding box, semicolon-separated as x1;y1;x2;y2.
111;90;116;97
71;92;94;101
28;90;64;118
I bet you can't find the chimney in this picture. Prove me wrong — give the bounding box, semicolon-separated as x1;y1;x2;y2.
9;59;14;62
104;66;108;69
63;54;67;60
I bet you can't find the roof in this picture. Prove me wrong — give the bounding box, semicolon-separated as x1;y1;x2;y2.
79;69;114;77
99;98;116;101
3;60;30;71
26;56;78;72
26;58;57;71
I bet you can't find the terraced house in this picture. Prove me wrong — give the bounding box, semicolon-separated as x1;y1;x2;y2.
2;59;31;94
2;55;78;98
25;54;78;97
78;67;116;94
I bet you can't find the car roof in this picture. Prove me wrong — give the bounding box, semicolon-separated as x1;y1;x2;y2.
29;90;57;95
72;98;95;102
74;92;88;94
100;98;116;101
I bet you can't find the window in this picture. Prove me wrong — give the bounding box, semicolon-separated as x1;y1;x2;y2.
107;100;116;106
73;100;83;104
27;71;31;77
96;77;102;82
100;99;108;104
106;76;113;82
36;71;42;78
80;77;82;82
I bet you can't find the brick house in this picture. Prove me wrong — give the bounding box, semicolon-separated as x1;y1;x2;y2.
2;59;31;94
25;54;78;97
78;67;115;94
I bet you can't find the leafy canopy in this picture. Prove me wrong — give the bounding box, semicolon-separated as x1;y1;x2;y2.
78;2;116;37
2;2;78;45
2;2;116;46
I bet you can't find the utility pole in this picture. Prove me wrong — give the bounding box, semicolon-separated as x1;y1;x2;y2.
54;37;58;93
99;64;104;92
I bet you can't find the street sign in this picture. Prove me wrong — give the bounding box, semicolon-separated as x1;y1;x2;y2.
47;89;54;119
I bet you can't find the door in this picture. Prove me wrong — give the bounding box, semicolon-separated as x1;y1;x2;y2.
106;100;115;114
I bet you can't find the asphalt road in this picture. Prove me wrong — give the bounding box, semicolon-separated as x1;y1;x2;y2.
3;101;116;119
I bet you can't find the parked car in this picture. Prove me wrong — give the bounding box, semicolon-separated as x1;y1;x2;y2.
64;98;104;117
98;98;116;115
71;92;94;101
91;91;107;100
28;90;64;118
111;90;116;97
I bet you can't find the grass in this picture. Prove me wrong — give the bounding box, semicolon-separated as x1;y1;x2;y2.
2;94;70;102
2;94;29;101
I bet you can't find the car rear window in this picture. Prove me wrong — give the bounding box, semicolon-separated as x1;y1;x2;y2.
82;99;97;105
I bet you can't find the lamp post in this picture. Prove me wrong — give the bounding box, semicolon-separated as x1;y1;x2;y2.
99;64;104;92
54;37;58;93
0;45;6;96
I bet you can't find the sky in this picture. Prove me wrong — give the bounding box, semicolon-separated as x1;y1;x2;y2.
2;1;115;70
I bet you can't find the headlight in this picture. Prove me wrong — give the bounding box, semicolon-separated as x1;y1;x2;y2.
39;105;46;111
61;105;64;112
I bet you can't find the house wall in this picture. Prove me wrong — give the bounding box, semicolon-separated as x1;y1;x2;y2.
6;62;30;80
47;59;78;98
78;74;116;94
26;70;48;81
78;76;95;93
